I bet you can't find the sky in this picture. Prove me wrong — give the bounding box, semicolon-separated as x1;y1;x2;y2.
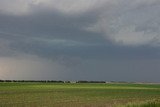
0;0;160;82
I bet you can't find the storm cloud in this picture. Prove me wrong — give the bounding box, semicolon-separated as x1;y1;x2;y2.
0;0;160;82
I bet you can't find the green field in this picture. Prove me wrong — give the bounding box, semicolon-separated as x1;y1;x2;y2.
0;83;160;107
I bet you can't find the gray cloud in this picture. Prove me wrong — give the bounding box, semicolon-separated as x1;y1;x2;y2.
0;54;159;82
1;0;160;46
71;59;160;82
86;0;160;46
0;0;160;82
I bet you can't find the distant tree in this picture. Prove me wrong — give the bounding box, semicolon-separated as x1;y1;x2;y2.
0;80;4;82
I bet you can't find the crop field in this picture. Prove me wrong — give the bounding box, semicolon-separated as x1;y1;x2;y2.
0;82;160;107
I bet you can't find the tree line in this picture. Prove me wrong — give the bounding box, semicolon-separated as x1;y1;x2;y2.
0;80;106;83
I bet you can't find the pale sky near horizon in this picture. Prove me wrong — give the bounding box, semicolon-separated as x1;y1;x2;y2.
0;0;160;82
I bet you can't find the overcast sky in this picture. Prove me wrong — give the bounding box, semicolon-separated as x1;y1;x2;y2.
0;0;160;82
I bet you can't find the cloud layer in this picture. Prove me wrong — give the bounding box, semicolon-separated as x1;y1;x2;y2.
0;0;160;46
0;0;160;82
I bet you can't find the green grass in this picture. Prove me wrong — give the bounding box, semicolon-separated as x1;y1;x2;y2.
119;99;160;107
0;83;160;107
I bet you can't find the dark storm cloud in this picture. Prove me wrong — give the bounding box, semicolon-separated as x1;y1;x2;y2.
0;3;106;58
0;5;100;41
0;0;160;82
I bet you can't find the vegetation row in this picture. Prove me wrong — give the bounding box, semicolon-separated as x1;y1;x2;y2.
0;80;107;83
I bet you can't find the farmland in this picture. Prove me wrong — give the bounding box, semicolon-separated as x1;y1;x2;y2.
0;82;160;107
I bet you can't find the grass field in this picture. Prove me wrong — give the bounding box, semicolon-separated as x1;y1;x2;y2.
0;83;160;107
